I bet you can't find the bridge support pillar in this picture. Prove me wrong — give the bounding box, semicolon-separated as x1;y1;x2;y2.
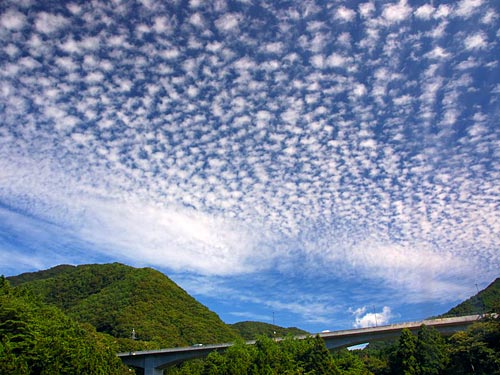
144;356;164;375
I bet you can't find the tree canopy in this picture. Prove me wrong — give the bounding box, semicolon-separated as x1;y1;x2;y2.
0;276;129;374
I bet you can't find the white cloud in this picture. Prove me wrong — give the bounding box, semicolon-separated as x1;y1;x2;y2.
393;94;412;106
464;32;488;50
233;56;253;71
34;11;69;34
215;13;241;32
414;4;435;20
77;199;269;275
189;12;205;28
335;6;356;22
0;157;275;276
310;54;325;69
86;71;105;83
360;138;376;149
0;0;499;329
0;9;27;30
152;16;174;34
352;83;367;97
426;46;450;60
481;9;497;25
263;42;284;54
189;0;203;9
60;38;80;54
323;239;479;303
358;2;375;19
455;0;484;18
382;0;412;24
281;108;300;125
351;306;393;328
435;4;452;19
66;3;82;15
4;43;20;58
326;53;350;68
161;48;180;59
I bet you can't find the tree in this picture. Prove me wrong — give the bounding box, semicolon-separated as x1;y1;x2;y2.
357;340;394;375
446;319;500;375
299;335;340;375
0;338;29;374
0;277;130;374
390;329;418;375
224;340;254;374
252;335;283;374
333;348;373;375
415;325;449;375
203;351;227;375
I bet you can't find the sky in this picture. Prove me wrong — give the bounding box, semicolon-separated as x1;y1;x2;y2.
0;0;499;334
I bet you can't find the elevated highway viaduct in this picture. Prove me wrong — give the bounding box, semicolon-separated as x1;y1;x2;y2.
118;314;480;375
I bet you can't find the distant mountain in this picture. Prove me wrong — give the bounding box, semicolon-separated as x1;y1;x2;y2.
8;263;239;350
443;278;500;317
230;321;308;340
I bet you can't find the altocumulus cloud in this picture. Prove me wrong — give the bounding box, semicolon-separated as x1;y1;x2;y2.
0;0;499;331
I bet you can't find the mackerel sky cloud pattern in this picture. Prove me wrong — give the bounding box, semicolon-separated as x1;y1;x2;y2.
0;0;499;331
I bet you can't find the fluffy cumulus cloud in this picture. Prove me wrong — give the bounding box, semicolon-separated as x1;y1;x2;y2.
0;0;499;330
351;306;394;328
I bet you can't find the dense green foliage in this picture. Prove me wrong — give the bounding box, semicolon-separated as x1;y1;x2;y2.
356;318;500;375
387;326;450;375
332;349;373;375
0;276;129;374
415;325;449;375
443;278;500;317
390;329;419;375
230;321;308;340
446;318;500;375
5;264;499;374
7;264;77;285
165;335;343;375
8;263;239;350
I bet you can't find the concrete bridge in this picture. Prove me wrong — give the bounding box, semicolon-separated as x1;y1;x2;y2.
317;314;480;350
118;314;480;375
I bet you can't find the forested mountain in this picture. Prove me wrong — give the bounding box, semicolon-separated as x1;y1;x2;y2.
230;321;308;340
443;278;500;317
7;263;239;350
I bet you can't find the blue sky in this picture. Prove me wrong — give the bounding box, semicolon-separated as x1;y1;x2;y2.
0;0;499;334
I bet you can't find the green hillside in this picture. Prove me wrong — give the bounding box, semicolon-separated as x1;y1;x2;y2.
443;278;500;317
0;277;129;374
230;321;309;340
8;263;239;350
